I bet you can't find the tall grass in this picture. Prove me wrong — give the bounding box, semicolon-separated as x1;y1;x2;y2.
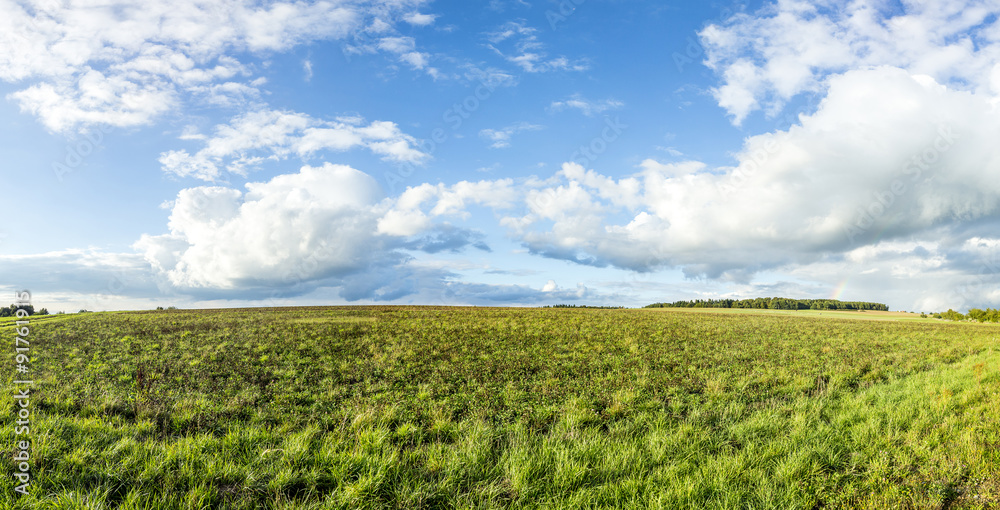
2;307;998;508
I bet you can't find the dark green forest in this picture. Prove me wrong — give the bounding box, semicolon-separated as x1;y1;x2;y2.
0;303;47;317
645;297;1000;323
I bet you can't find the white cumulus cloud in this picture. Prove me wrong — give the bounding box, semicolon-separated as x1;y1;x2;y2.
0;0;430;132
700;0;1000;124
136;163;387;290
159;109;429;180
135;163;525;302
499;68;1000;278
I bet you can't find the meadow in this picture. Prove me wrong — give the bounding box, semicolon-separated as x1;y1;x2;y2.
2;306;999;509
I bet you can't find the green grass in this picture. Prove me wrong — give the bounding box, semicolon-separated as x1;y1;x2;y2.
0;313;77;330
3;306;999;508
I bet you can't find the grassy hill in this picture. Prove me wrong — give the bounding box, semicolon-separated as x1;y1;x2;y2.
3;306;999;508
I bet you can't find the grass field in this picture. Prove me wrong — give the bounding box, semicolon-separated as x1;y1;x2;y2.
3;306;999;509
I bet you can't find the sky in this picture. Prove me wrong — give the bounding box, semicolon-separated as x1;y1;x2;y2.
2;0;1000;313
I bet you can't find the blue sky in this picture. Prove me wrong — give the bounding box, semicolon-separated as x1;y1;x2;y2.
3;0;1000;313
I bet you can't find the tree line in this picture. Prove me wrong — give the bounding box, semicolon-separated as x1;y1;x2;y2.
0;304;49;317
544;304;626;309
933;308;1000;322
645;297;889;311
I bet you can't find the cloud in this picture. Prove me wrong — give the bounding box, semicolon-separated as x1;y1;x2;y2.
378;178;519;236
0;249;162;311
0;0;429;132
345;12;444;77
462;65;519;88
549;94;624;116
656;146;685;157
779;237;1000;313
129;161;623;305
374;36;433;71
135;164;523;303
335;65;1000;311
477;162;502;174
487;0;532;12
485;21;588;73
27;65;1000;312
15;0;1000;315
700;0;1000;124
137;163;389;292
159;109;429;180
479;122;543;149
497;68;1000;277
438;280;592;304
403;12;437;26
162;63;998;312
401;225;491;254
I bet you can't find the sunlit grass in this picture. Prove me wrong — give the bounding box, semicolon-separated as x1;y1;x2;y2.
2;306;998;508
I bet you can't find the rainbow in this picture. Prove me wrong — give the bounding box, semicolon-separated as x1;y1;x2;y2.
831;278;850;300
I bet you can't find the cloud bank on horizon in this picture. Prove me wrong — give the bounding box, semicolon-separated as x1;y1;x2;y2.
2;0;1000;313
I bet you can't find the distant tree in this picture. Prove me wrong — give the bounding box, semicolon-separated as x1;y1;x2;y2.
940;309;965;321
0;304;35;317
646;297;888;311
988;309;1000;323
